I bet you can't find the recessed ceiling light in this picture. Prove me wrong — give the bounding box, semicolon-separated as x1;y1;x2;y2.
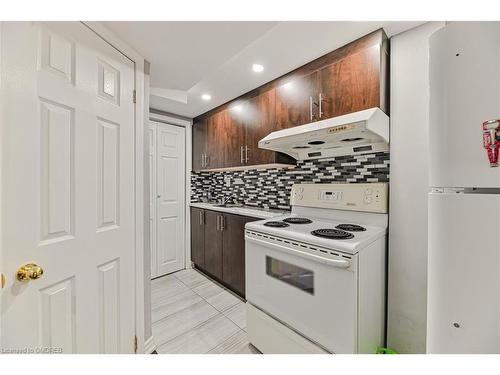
201;93;211;101
252;63;264;73
232;104;243;113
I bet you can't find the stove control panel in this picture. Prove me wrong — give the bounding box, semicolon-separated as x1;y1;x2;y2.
319;190;343;201
290;183;388;213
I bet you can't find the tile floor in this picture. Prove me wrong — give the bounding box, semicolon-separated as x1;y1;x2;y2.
151;268;260;354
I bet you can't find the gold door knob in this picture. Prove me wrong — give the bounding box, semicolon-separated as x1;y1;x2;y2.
16;263;44;282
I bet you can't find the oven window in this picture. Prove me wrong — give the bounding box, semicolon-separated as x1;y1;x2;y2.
266;256;314;295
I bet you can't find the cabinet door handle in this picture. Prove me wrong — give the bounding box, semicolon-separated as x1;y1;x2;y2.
205;154;209;167
245;145;249;163
216;215;220;231
319;93;324;118
199;211;204;226
309;96;314;122
201;154;205;168
240;146;244;164
217;215;224;231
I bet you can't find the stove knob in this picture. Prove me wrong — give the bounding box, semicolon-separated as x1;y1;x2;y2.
364;196;373;204
294;187;304;200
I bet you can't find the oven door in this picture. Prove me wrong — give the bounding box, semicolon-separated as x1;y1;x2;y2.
245;233;358;354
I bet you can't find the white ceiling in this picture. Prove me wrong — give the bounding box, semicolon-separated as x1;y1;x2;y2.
104;21;425;118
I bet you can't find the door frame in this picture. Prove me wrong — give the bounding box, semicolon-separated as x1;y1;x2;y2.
149;111;193;273
0;21;4;346
0;21;150;353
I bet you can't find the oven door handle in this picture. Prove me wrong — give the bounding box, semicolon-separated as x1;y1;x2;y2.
246;235;351;269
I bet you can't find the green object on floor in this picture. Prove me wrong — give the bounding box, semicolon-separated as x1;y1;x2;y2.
376;347;398;354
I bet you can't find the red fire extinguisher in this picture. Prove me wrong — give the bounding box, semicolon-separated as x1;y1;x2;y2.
482;119;500;167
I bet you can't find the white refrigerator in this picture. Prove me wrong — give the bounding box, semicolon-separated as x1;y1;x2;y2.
427;22;500;353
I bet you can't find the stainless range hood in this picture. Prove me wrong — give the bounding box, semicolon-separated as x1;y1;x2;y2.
259;108;389;161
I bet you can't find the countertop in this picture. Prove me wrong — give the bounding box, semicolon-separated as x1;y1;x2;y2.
190;202;290;219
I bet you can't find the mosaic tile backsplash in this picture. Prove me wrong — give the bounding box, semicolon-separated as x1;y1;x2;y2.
191;152;390;211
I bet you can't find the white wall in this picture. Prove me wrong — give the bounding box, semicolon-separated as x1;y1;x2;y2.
387;21;445;354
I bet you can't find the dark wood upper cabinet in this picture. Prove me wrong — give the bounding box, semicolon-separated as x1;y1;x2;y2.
221;213;256;297
203;108;246;169
190;207;205;269
203;210;223;279
192;117;208;171
192;29;389;171
275;71;319;128
224;108;246;168
319;45;383;119
198;89;288;170
243;89;280;165
206;110;227;170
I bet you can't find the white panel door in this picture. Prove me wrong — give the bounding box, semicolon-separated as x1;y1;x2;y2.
1;22;135;353
428;192;500;353
154;123;186;277
148;123;158;277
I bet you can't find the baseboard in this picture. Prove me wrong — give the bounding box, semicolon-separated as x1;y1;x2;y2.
144;336;157;354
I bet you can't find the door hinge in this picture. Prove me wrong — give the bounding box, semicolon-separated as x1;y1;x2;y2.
134;335;138;353
132;89;137;103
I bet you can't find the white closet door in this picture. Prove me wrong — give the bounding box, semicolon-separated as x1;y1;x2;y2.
148;123;158;277
1;22;135;353
154;123;186;277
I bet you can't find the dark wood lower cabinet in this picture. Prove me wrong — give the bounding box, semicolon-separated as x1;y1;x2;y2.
222;213;255;297
203;210;223;279
190;207;205;269
190;208;258;298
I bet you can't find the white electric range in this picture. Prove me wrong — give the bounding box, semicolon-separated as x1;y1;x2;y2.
245;183;388;354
